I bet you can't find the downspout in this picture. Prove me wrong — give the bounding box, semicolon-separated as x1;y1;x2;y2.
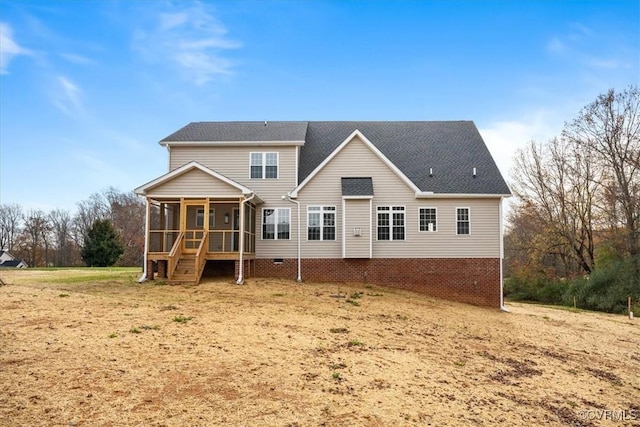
138;197;150;283
284;195;302;282
499;196;509;312
236;193;256;285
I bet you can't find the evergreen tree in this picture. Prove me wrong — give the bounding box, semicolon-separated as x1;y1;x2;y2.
81;219;124;267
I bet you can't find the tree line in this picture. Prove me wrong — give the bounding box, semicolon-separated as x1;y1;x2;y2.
0;187;145;267
505;85;639;313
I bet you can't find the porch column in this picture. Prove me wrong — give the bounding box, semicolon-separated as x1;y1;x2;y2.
236;196;245;284
140;197;151;282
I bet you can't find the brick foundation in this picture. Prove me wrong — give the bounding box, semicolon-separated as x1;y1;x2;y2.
249;258;501;308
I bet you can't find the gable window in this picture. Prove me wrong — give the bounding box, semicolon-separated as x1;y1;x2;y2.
419;208;437;232
377;206;405;241
250;152;278;179
308;206;336;241
196;208;215;228
262;208;290;240
456;208;470;235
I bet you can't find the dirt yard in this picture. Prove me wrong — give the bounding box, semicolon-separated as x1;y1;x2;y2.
0;269;638;427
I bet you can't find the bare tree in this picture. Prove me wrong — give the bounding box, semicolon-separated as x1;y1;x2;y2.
563;85;640;273
511;136;599;277
0;203;23;251
103;187;145;266
49;208;77;266
21;210;50;267
73;193;108;246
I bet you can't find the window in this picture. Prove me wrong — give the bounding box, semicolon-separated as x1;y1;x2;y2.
308;206;336;241
250;152;278;179
377;206;405;241
196;208;215;228
457;208;470;235
262;208;290;240
419;208;437;232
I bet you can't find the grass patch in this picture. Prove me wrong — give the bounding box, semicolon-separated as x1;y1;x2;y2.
173;315;193;323
346;299;360;306
329;327;349;334
347;339;363;347
58;293;70;298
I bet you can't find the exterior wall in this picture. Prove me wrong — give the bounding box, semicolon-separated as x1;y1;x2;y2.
169;145;300;259
148;168;241;197
253;257;501;307
343;199;371;258
296;136;502;259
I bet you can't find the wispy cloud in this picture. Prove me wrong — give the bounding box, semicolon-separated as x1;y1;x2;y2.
58;52;94;65
53;75;84;117
132;3;241;85
0;22;31;74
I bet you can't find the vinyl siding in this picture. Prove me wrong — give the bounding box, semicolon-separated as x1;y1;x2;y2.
146;168;242;197
296;136;502;258
343;199;371;258
169;145;300;258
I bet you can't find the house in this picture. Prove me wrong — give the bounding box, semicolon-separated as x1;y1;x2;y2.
0;250;28;268
135;121;511;307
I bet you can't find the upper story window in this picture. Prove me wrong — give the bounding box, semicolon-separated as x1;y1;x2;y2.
308;206;336;241
250;152;278;179
262;208;290;240
456;208;470;235
377;206;405;241
419;208;437;232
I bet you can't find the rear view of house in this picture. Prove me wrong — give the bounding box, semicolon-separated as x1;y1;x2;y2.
135;121;511;307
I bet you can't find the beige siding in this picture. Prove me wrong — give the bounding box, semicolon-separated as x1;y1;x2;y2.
344;199;371;258
169;145;300;258
148;168;241;197
297;136;502;258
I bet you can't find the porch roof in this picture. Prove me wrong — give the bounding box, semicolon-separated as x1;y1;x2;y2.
134;161;263;203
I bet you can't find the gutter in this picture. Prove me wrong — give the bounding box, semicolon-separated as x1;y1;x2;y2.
236;193;256;284
283;194;302;282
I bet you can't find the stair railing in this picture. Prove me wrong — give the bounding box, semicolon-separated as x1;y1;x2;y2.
195;232;209;283
167;232;184;280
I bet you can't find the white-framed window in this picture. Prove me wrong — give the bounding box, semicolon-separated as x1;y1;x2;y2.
262;208;290;240
377;206;405;241
307;206;336;241
250;152;278;179
456;207;470;235
196;208;215;228
419;207;437;232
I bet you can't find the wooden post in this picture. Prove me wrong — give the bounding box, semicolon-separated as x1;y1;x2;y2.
629;297;633;320
573;296;577;309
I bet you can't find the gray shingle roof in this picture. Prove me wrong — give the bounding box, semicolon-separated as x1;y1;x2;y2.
159;121;511;195
342;177;374;196
161;121;308;142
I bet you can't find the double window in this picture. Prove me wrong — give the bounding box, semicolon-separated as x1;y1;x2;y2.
262;208;290;240
307;206;336;241
419;208;437;232
250;152;278;179
377;206;405;241
456;208;470;235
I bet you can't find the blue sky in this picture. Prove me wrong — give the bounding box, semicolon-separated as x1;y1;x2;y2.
1;0;638;213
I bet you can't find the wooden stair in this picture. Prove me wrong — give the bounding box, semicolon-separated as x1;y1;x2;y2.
169;255;200;285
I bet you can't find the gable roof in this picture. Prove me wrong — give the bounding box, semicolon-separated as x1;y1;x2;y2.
342;177;374;197
301;121;510;196
157;121;511;196
134;161;258;198
160;121;308;145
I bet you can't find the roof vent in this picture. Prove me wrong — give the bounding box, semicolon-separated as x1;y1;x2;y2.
264;120;268;126
473;167;477;178
429;168;433;177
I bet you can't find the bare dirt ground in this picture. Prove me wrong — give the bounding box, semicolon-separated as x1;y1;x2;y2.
0;269;639;427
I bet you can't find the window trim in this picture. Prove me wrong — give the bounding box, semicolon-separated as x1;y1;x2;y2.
307;205;337;241
376;205;406;241
456;207;471;235
418;207;438;233
261;207;290;240
250;152;279;179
